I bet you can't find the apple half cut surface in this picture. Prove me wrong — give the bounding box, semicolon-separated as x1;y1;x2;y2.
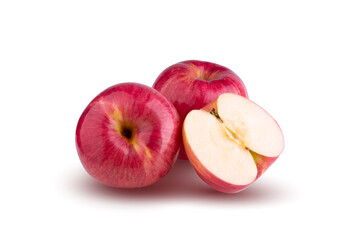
183;93;284;193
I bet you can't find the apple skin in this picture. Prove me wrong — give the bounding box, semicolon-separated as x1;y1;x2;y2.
183;99;283;193
76;83;181;188
183;137;279;193
153;60;248;160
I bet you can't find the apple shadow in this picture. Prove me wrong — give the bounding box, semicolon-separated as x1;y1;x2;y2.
69;160;293;205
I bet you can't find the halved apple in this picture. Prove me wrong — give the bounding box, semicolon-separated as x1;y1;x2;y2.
183;93;284;193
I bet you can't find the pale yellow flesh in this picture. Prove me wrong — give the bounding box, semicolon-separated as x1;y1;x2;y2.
217;93;284;157
183;93;284;185
184;110;258;185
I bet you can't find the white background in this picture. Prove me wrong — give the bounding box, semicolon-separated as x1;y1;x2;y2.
1;0;359;239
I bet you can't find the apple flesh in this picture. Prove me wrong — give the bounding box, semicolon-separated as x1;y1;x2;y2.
183;93;284;193
153;60;248;160
76;83;181;188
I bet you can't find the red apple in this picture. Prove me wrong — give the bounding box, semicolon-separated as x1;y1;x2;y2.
183;93;284;193
76;83;181;188
153;60;248;160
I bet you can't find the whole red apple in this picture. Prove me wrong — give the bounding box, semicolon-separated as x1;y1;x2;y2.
153;60;248;160
76;83;181;188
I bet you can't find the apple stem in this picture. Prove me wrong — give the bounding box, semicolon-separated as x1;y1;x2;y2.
210;108;223;123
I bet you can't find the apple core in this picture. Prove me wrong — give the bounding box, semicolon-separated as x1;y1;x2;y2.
209;108;248;150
